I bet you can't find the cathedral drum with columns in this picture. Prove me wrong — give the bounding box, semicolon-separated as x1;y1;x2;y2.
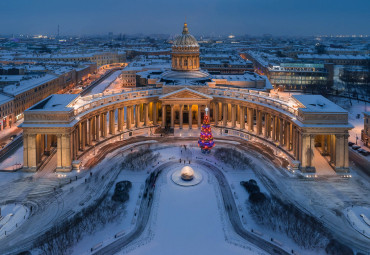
20;23;353;174
171;22;200;72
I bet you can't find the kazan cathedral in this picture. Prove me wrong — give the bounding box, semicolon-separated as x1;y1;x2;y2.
21;23;352;175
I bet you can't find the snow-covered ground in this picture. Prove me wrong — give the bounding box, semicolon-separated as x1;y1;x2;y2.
1;136;368;254
191;143;326;255
88;70;122;95
105;75;123;92
67;141;370;254
345;206;370;238
0;204;29;238
121;162;263;255
327;96;369;149
71;171;147;255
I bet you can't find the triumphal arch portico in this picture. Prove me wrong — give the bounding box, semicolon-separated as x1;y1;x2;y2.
20;23;352;174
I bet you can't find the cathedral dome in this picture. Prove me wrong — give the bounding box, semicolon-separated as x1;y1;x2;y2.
173;23;199;47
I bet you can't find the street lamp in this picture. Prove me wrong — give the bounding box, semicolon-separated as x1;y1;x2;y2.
356;134;358;145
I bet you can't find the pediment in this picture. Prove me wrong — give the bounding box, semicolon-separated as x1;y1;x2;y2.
160;88;212;101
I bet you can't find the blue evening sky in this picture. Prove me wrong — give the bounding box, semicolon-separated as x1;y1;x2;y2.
0;0;369;36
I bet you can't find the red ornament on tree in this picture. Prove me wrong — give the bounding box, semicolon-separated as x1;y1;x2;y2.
198;107;215;154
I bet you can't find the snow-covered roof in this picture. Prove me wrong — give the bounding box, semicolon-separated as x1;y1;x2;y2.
29;94;78;111
0;94;13;105
212;72;265;82
293;95;347;113
3;74;58;95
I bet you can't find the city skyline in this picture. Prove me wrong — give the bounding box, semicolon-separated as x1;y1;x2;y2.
1;0;370;36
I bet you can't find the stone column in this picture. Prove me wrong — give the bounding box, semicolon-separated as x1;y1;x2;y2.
57;134;62;168
134;105;140;128
28;134;37;170
127;106;132;129
72;129;78;160
334;134;349;171
161;104;166;128
86;118;91;145
84;120;88;146
231;105;236;128
344;134;349;169
91;117;96;141
301;134;315;171
264;113;269;138
298;131;302;162
295;130;299;160
109;110;115;135
247;108;254;132
237;105;240;124
170;104;174;128
103;112;108;137
189;104;193;129
74;130;78;159
78;122;82;150
23;134;28;168
118;108;123;132
257;110;262;135
330;136;335;157
62;134;72;169
239;106;245;129
289;123;293;151
198;105;201;129
45;135;52;155
284;121;289;148
81;121;86;150
271;115;276;141
279;118;284;146
214;102;219;126
153;102;157;125
180;104;184;129
222;103;228;126
95;115;100;141
144;103;149;126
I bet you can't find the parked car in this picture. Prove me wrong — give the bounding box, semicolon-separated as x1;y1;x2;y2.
9;135;17;140
358;148;370;156
351;145;361;150
348;141;355;146
362;151;370;156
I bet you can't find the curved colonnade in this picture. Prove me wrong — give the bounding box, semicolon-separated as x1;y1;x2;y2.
21;87;350;173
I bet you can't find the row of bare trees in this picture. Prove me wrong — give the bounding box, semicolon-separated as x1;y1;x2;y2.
34;188;128;254
122;148;160;171
214;148;252;169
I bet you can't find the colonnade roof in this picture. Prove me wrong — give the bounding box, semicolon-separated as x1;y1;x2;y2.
292;95;347;113
28;94;78;112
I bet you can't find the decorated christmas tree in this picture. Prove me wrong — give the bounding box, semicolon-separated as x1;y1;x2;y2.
198;107;215;154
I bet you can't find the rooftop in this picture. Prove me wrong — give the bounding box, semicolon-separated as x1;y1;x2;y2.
29;94;79;111
3;74;58;95
293;95;347;113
